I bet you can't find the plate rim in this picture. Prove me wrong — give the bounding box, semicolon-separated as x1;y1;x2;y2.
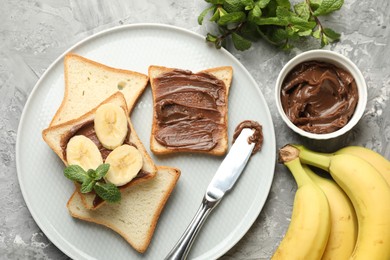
15;23;276;260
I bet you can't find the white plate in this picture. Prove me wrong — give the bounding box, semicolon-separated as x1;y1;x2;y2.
16;24;276;260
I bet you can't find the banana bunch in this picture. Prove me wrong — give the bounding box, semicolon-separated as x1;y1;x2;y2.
66;103;143;186
271;155;331;259
273;145;390;260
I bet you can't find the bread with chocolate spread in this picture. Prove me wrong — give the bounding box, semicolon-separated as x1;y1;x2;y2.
148;65;233;156
42;92;157;209
50;53;149;126
67;166;180;254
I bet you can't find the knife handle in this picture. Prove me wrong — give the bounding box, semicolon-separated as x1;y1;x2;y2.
165;196;220;260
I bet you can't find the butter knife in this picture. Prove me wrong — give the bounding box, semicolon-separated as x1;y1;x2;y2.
165;128;256;260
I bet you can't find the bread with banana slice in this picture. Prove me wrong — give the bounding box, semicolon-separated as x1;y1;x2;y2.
42;92;157;210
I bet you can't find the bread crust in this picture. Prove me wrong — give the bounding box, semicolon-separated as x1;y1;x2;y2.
66;166;181;253
148;65;233;156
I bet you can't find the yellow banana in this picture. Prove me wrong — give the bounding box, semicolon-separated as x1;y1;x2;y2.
272;152;331;260
334;146;390;186
296;144;390;187
303;164;358;260
293;144;390;260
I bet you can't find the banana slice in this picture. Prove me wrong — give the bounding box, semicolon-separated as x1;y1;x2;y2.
104;144;143;186
66;135;103;171
94;103;128;150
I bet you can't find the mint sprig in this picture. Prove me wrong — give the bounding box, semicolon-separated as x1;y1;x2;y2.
198;0;344;50
64;164;121;203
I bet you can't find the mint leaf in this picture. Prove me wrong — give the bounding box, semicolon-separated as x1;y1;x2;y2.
87;169;96;179
294;2;310;21
321;34;329;47
271;28;288;43
241;0;254;10
290;16;316;31
276;0;291;9
94;182;121;203
257;0;271;9
276;6;291;24
219;7;228;16
198;6;214;25
240;22;261;41
298;29;313;36
252;5;262;17
313;0;344;16
312;29;321;39
286;26;299;40
210;8;220;22
95;163;110;180
232;32;252;50
265;0;279;16
218;11;246;25
64;165;88;183
309;0;322;10
256;17;287;26
224;0;245;12
256;27;282;46
81;178;95;193
323;27;341;41
248;9;260;23
206;33;218;42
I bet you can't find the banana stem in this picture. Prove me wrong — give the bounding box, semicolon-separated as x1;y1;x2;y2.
278;144;300;163
285;158;314;187
279;145;314;187
291;145;331;171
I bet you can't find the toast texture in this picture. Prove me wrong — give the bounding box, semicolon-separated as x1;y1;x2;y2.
148;65;233;156
50;53;149;126
42;92;157;209
67;166;181;253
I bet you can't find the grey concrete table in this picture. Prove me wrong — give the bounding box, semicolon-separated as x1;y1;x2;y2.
1;0;389;259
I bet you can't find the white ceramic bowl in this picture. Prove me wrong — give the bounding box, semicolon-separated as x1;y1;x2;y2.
275;50;367;140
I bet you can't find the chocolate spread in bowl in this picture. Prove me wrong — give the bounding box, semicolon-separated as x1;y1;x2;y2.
153;69;227;151
280;61;359;134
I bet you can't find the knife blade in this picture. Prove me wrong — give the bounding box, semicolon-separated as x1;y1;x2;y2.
165;128;256;260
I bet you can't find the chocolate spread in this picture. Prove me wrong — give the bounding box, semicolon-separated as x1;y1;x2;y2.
153;69;227;151
61;120;131;161
232;120;263;155
281;61;359;134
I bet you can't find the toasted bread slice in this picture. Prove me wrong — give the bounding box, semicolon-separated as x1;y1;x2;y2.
50;53;148;126
67;166;180;253
148;65;233;156
42;92;157;209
